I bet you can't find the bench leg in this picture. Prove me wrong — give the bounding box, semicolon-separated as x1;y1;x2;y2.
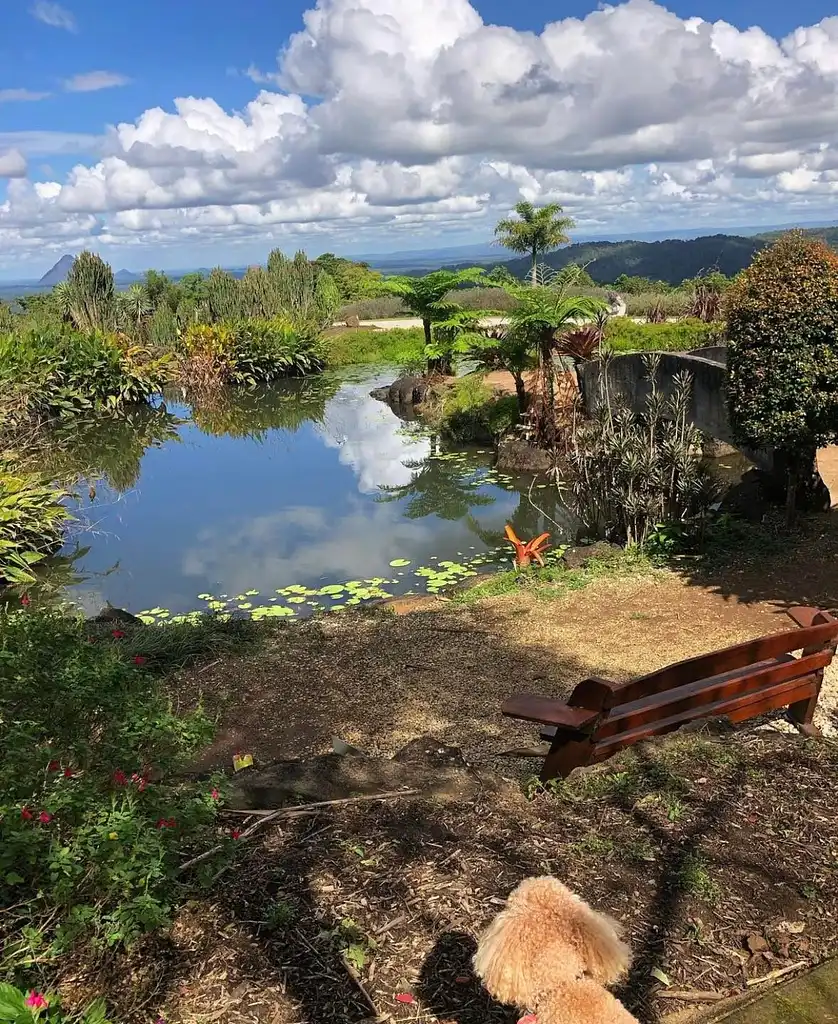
541;732;595;782
789;688;822;738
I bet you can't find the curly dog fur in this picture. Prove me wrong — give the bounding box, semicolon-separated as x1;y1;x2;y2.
473;876;639;1024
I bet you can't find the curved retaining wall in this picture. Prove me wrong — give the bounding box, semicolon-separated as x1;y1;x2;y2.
576;349;773;472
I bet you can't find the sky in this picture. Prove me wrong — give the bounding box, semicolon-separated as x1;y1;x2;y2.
1;0;838;280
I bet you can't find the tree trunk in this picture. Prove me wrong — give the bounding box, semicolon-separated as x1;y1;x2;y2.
513;372;527;415
427;355;452;376
531;248;538;287
775;446;831;527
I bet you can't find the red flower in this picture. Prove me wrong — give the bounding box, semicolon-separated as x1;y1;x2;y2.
210;788;219;801
133;655;147;666
38;812;52;824
395;993;415;1005
24;992;48;1011
63;767;74;779
111;629;125;639
131;771;149;792
230;828;241;839
47;760;60;772
156;817;177;829
21;806;33;821
113;769;127;786
20;595;30;607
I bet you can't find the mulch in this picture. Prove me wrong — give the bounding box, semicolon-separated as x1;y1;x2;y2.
62;728;838;1024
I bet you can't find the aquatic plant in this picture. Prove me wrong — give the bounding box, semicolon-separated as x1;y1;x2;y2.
503;524;551;568
0;462;71;584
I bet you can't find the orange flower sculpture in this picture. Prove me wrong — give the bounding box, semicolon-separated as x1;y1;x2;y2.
504;524;550;568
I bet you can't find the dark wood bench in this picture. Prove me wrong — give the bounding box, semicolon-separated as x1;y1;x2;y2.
502;606;838;781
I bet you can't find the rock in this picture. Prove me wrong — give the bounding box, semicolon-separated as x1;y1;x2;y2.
92;604;142;625
331;736;367;757
344;314;361;328
370;375;429;406
607;292;627;317
562;541;620;570
495;437;553;474
392;735;468;770
745;932;769;955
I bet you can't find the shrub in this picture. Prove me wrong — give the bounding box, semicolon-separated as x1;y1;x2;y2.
0;463;71;584
0;608;224;968
604;318;724;353
323;327;425;366
725;231;838;517
0;984;110;1024
430;375;519;443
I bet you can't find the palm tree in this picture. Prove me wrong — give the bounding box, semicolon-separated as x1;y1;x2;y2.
494;201;575;286
505;268;606;446
383;268;487;374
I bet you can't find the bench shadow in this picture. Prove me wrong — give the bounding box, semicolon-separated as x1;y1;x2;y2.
416;931;516;1024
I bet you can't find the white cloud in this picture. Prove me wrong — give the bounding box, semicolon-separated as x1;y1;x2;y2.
0;150;27;178
0;89;51;103
30;1;76;32
63;71;130;93
5;0;838;267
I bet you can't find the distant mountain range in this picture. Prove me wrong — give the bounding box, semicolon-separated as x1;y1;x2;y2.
38;256;141;287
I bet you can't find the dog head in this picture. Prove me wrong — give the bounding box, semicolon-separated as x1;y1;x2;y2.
473;877;631;1007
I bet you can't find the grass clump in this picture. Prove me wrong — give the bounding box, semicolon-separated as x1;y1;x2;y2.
428;374;520;443
604;318;725;353
323;327;426;366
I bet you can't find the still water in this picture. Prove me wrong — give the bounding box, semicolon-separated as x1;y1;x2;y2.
42;367;572;620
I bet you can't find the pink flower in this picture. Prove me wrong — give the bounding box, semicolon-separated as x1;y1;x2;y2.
24;992;48;1011
133;655;147;666
113;769;127;786
210;788;219;801
47;760;60;772
21;806;33;821
156;817;177;829
111;629;125;639
63;767;74;779
20;595;30;607
131;771;149;792
395;993;415;1005
230;828;241;839
38;812;53;824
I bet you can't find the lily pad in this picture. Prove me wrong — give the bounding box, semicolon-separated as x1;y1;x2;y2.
389;558;411;567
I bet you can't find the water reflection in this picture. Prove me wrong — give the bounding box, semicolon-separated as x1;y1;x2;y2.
32;368;564;615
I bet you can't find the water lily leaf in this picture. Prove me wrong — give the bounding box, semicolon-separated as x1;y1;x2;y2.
245;589;259;596
389;559;411;567
197;593;212;601
137;614;156;625
287;596;306;604
237;602;253;610
318;585;346;596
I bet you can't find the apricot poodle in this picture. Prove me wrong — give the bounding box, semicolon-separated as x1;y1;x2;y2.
473;876;639;1024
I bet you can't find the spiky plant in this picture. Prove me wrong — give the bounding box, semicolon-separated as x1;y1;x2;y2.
116;284;152;338
645;300;666;324
556;309;609;373
205;269;242;323
65;251;116;333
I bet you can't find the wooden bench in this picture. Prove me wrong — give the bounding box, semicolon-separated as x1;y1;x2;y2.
502;606;838;781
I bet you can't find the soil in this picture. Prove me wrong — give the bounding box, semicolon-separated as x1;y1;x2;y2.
60;514;838;1024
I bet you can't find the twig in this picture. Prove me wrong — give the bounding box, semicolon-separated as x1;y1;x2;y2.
344;959;384;1021
746;961;807;988
655;990;726;1002
222;789;422;817
178;789;421;874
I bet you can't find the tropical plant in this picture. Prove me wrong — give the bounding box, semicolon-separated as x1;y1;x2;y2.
504;524;550;567
505;267;607;445
383;268;489;374
725;231;838;521
564;353;718;547
645;299;666;324
494;201;575;286
64;252;116;334
116;284;152;338
469;324;533;413
0;461;71;584
685;283;722;322
0;984;110;1024
556;310;610;373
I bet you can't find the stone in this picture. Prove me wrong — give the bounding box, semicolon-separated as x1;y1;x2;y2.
344;314;361;328
495;437;553;474
92;604;142;625
370;375;429;406
607;292;627;317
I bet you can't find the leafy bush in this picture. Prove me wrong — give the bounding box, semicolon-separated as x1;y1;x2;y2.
0;608;224;968
0;327;169;420
604;318;724;353
0;983;109;1024
725;231;838;515
323;327;425;366
429;375;519;443
0;464;71;585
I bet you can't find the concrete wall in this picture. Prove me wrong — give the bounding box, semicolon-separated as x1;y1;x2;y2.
577;350;773;472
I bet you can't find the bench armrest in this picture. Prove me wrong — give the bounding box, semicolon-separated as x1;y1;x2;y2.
502;693;600;732
787;606;836;629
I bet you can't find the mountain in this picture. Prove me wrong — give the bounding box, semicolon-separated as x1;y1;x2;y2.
114;269;142;284
470;234;767;286
38;254;75;286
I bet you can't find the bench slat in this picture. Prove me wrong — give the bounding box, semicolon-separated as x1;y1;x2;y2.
593;675;819;759
502;694;600;731
596;649;832;740
611;621;838;707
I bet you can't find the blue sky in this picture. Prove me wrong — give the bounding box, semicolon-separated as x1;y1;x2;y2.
2;0;838;279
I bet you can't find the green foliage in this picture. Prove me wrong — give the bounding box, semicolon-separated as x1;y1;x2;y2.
430;375;519;443
0;984;110;1024
565;354;718;547
0;463;71;584
613;274;671;294
312;254;387;301
726;231;838;455
494;201;575;282
64;253;116;335
604;318;725;353
323;327;425;366
0;608;224;967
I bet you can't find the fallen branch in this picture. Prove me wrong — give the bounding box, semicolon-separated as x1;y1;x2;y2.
655;990;726;1003
746;961;807;988
178;788;421;874
222;789;422;817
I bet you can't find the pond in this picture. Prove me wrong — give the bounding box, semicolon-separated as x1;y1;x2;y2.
40;367;573;621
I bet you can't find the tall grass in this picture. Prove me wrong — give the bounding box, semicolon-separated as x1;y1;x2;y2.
604;318;725;353
323;327;426;366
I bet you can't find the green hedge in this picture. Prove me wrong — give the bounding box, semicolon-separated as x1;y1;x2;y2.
605;318;725;353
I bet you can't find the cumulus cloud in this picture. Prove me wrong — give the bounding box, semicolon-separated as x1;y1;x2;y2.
30;1;76;32
0;89;52;103
4;0;838;266
0;150;28;178
63;71;130;92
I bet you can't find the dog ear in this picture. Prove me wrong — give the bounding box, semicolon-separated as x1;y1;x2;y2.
577;908;631;985
473;909;533;1007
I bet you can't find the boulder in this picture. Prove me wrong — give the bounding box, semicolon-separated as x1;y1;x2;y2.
92;604;142;625
370;375;430;406
344;314;361;328
606;292;627;317
495;437;553;474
